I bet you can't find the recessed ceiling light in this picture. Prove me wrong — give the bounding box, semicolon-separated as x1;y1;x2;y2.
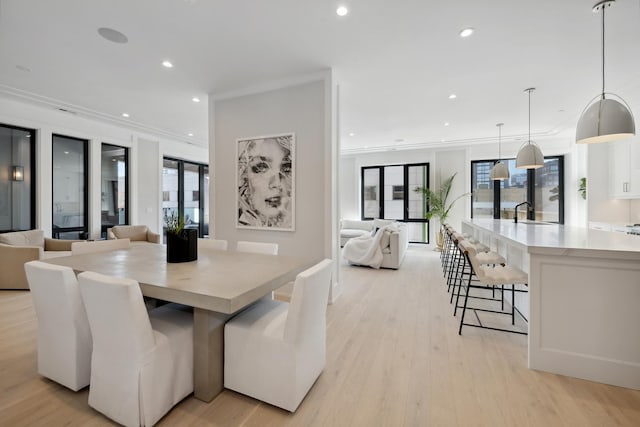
192;97;200;103
162;60;173;68
97;27;128;44
459;28;474;38
336;6;348;16
444;122;450;126
112;158;117;162
441;139;445;143
64;151;69;154
348;132;355;137
122;113;130;118
449;94;457;99
188;133;194;137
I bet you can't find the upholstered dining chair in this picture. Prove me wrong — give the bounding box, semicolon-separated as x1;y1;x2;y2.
24;261;92;391
198;238;228;251
78;271;194;427
224;259;333;412
236;240;279;255
71;238;130;255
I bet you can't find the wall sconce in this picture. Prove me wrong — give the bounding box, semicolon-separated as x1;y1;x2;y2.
12;166;24;181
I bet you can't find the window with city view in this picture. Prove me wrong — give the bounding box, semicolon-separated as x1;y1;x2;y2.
471;156;564;223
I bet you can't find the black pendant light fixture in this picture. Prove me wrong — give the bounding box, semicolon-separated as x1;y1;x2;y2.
490;123;509;180
576;0;635;144
516;88;544;169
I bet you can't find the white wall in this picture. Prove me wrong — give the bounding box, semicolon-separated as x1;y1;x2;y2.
0;95;207;238
211;74;340;298
339;156;357;220
433;149;468;233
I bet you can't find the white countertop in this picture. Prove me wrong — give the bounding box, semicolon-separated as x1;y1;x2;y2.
463;219;640;258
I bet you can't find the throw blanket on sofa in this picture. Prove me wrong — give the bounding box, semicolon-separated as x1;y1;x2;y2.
342;224;396;269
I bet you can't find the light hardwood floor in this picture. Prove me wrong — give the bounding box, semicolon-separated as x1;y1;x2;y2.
1;245;639;426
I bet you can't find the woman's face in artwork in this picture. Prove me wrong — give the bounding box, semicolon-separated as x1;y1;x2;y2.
246;139;291;218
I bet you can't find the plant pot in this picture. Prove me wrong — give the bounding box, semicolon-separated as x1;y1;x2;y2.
166;229;198;263
435;229;444;251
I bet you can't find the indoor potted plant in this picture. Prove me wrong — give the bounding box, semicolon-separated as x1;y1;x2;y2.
414;172;469;250
165;211;198;263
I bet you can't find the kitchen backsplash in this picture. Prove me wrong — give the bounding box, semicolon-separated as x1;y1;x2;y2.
632;200;640;223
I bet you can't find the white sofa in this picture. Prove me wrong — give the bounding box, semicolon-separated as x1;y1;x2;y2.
340;219;373;246
341;220;409;269
380;223;409;269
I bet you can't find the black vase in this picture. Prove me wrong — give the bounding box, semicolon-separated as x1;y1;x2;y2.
166;229;198;263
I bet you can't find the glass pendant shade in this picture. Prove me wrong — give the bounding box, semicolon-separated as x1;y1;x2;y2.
490;161;510;180
516;142;544;169
576;96;635;144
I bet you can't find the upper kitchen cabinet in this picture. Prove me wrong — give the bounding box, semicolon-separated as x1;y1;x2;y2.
608;137;640;199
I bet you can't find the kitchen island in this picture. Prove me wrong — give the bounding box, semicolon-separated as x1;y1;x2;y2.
462;219;640;390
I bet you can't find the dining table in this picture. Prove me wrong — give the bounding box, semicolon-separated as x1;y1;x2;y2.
45;243;313;402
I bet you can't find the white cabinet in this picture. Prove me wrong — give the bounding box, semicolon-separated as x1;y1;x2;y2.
608;138;640;198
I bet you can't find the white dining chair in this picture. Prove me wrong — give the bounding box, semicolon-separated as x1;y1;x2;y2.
236;240;279;255
198;238;228;251
224;259;333;412
78;271;193;427
71;238;130;255
24;261;92;391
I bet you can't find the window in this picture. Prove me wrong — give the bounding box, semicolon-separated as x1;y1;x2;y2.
361;163;429;243
0;123;35;232
52;134;88;239
162;157;209;238
471;156;564;223
101;144;129;238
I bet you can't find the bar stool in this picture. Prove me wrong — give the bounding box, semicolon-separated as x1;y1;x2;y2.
454;240;528;335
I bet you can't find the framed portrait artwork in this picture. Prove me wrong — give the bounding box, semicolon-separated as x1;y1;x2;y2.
236;133;295;231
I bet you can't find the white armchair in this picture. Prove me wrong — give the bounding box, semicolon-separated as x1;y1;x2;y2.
224;259;333;412
24;261;92;391
78;271;193;427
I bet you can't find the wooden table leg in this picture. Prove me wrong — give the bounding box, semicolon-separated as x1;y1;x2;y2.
193;308;231;402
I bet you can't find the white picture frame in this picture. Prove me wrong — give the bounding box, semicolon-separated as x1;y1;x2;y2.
236;133;295;231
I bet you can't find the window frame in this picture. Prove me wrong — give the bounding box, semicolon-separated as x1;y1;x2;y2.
0;123;36;232
100;143;130;238
360;162;430;243
162;157;209;238
470;156;565;224
52;134;89;239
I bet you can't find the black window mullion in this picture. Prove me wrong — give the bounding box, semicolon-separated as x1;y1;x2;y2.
177;161;185;220
527;169;536;221
379;166;385;219
199;164;205;237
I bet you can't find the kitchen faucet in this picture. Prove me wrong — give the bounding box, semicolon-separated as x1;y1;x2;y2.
514;201;532;223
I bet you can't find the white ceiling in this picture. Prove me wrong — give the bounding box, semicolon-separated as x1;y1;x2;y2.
1;0;639;153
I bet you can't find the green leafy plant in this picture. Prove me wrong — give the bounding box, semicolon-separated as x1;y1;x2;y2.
578;177;587;200
414;172;470;225
164;211;184;235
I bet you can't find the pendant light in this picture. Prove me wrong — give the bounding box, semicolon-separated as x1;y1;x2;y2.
490;123;509;180
576;0;635;144
516;88;544;169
